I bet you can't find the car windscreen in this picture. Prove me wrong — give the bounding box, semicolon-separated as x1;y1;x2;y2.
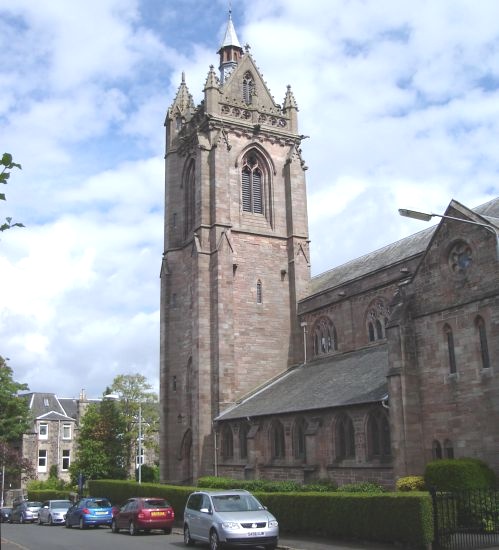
212;494;263;512
26;502;42;508
143;499;170;509
87;499;111;508
52;501;71;509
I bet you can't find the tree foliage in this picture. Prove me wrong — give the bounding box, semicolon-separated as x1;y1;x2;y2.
108;373;159;473
0;356;30;442
69;400;128;483
1;152;24;232
0;356;34;485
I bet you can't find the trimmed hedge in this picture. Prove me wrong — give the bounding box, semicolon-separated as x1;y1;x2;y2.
424;458;496;491
87;480;433;548
26;489;73;501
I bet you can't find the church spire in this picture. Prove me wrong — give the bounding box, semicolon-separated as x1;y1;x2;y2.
218;9;243;83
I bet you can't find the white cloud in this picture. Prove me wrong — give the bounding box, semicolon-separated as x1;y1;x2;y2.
1;0;499;397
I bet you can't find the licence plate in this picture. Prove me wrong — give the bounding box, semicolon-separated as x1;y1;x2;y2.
95;511;107;515
151;511;165;517
248;532;264;537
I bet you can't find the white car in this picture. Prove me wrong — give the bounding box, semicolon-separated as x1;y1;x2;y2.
38;500;72;526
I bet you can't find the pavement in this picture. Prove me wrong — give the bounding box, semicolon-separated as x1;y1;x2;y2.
277;534;398;549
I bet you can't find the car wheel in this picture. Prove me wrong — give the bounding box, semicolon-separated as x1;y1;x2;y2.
37;516;42;525
183;524;195;546
128;521;137;536
164;527;172;535
79;517;86;530
20;514;25;524
111;519;119;533
65;518;72;528
48;515;54;526
209;529;221;550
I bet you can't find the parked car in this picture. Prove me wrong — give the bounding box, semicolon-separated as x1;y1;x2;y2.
38;499;72;525
183;489;278;550
10;501;42;524
65;497;113;529
111;497;174;535
1;507;12;523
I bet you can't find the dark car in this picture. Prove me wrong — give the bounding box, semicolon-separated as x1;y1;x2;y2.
65;497;113;529
111;497;174;535
1;507;12;523
10;501;42;524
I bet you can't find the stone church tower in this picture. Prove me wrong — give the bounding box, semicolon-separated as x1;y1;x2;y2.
159;14;311;483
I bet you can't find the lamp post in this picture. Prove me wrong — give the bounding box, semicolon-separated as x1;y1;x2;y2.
398;208;499;260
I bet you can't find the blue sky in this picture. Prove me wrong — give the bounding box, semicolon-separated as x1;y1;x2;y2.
1;0;499;399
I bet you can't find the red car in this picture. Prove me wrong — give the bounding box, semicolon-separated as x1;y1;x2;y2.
111;497;174;535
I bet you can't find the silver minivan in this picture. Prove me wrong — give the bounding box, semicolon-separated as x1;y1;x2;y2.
183;489;278;550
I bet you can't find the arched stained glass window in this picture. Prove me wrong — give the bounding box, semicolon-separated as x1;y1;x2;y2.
476;316;490;369
270;420;285;459
444;324;457;374
335;414;355;459
312;317;337;357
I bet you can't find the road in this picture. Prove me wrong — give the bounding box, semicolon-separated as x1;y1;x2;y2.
0;522;187;550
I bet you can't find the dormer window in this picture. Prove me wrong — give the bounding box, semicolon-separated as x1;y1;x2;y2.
242;72;254;105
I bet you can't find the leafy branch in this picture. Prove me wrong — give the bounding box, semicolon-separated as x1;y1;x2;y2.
1;152;25;232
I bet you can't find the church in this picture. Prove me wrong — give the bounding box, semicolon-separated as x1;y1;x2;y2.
159;14;499;488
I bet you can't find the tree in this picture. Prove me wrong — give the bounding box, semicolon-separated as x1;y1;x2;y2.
1;153;24;232
108;374;159;475
0;356;34;501
69;399;128;483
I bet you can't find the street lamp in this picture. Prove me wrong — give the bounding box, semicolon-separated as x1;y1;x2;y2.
398;208;499;260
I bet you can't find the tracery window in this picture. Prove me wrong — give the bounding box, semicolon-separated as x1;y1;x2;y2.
366;411;391;459
221;424;234;460
270;420;285;459
444;324;457;374
476;316;490;369
292;418;307;460
366;299;390;342
241;153;264;214
335;414;355;460
242;72;254;104
312;317;337;357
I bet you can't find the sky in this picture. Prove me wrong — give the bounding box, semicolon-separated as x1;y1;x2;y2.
1;0;499;400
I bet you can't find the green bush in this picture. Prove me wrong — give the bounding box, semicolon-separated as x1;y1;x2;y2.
27;489;73;501
337;481;386;493
397;476;426;492
425;458;496;491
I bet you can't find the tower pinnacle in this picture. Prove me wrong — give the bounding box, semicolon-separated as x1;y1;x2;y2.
218;11;243;83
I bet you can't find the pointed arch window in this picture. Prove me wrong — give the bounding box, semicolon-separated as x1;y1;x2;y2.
184;159;195;237
367;299;390;342
221;424;234;460
256;280;263;304
432;440;442;460
476;316;490;369
367;411;391;460
444;324;457;374
242;72;254;105
292;418;307;460
270;420;285;459
312;317;337;357
242;153;264;214
444;439;454;459
239;422;250;460
335;414;355;460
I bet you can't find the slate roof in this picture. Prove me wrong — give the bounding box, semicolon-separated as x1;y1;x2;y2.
307;196;499;298
216;345;389;421
22;392;76;421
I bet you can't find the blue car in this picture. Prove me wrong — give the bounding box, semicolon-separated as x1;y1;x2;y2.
65;497;113;529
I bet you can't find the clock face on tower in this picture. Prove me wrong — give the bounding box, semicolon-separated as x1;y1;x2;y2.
223;63;235;81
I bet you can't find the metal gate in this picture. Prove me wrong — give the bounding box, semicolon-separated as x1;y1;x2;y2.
431;488;499;549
